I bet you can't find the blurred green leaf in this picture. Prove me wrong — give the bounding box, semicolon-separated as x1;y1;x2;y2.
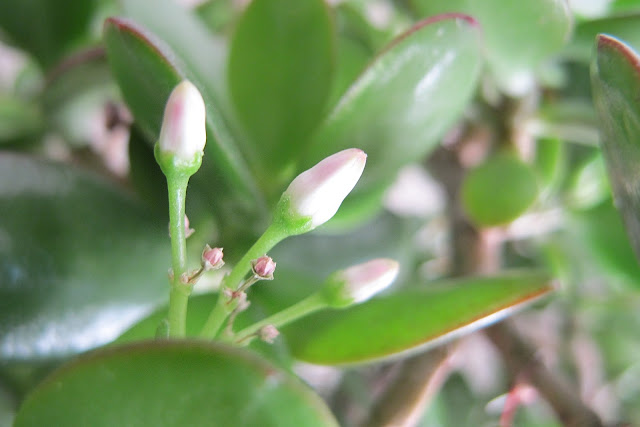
534;138;565;194
591;34;640;262
413;0;572;95
461;152;539;227
0;0;100;69
0;154;168;362
284;271;554;365
328;34;372;109
196;0;236;34
573;200;640;289
304;14;482;226
0;97;43;144
229;0;335;189
14;341;338;426
566;13;640;62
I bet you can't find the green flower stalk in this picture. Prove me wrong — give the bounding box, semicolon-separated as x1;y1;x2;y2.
155;80;206;338
199;148;368;339
233;258;400;344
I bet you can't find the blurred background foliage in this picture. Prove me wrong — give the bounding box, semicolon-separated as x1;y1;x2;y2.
1;0;640;426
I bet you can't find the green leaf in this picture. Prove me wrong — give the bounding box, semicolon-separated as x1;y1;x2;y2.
103;8;265;230
284;271;554;365
0;154;169;362
566;13;640;62
414;0;572;95
591;34;640;261
461;152;539;227
0;0;100;69
14;341;338;426
303;14;482;226
229;0;335;187
0;97;43;144
573;200;640;289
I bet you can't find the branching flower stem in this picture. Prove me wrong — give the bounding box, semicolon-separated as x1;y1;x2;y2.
199;223;287;339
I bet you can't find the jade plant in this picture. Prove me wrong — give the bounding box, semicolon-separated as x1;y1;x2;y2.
1;0;640;425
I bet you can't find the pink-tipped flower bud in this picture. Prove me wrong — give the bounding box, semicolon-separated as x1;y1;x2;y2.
322;258;400;308
259;325;279;344
202;244;224;271
278;148;367;233
157;80;206;163
251;255;276;280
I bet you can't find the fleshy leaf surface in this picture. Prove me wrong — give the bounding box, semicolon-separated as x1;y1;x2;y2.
229;0;335;187
303;14;482;224
0;154;168;362
284;271;554;365
14;341;337;427
413;0;572;95
461;152;539;227
591;34;640;262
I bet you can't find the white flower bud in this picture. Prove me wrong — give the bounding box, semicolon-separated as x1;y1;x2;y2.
323;258;400;308
158;80;206;162
279;148;366;232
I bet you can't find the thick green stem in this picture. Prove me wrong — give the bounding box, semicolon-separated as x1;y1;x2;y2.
167;176;191;337
234;292;327;341
199;223;287;339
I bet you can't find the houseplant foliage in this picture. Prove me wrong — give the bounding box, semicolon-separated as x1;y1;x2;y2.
1;0;640;425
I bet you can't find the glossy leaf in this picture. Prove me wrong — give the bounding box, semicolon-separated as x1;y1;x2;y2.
284;271;554;365
14;341;338;426
229;0;335;185
0;0;100;69
303;14;482;225
591;34;640;261
0;154;169;362
566;13;640;62
461;152;539;227
414;0;572;95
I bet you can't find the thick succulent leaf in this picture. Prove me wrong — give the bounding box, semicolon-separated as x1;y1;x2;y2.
0;97;43;144
303;14;482;225
566;13;640;62
0;0;100;69
573;200;640;289
414;0;572;95
103;11;265;229
14;341;338;427
0;154;169;362
461;152;539;227
591;34;640;261
284;271;554;365
229;0;335;185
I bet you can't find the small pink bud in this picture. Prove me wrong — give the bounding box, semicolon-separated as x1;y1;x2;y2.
280;148;367;232
252;255;276;280
259;325;279;344
202;244;224;271
158;80;206;161
323;258;400;307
